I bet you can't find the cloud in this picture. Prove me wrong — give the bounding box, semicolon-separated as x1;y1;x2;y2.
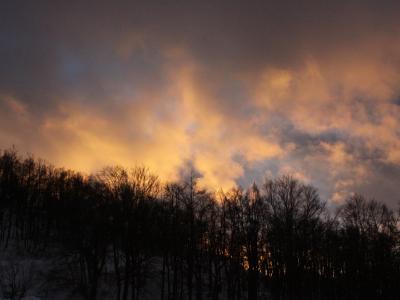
249;47;400;205
4;52;283;191
1;1;400;205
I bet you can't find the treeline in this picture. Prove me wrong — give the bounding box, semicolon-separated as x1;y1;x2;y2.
0;148;399;300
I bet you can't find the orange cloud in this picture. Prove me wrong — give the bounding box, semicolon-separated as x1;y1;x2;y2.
20;52;284;191
1;20;399;205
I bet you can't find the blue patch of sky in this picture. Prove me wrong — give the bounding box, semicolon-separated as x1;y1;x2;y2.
61;55;84;83
56;45;167;103
215;80;255;116
0;30;18;51
236;159;280;189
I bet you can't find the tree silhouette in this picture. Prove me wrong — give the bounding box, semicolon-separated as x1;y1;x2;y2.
0;148;399;299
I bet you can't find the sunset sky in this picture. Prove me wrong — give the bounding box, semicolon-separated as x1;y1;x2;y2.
1;1;400;207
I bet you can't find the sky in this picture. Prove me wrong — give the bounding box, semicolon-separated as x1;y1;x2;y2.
1;1;400;207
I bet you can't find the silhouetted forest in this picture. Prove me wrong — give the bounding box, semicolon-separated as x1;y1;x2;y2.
0;148;399;300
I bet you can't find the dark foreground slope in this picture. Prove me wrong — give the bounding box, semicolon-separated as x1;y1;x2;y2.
0;148;399;300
